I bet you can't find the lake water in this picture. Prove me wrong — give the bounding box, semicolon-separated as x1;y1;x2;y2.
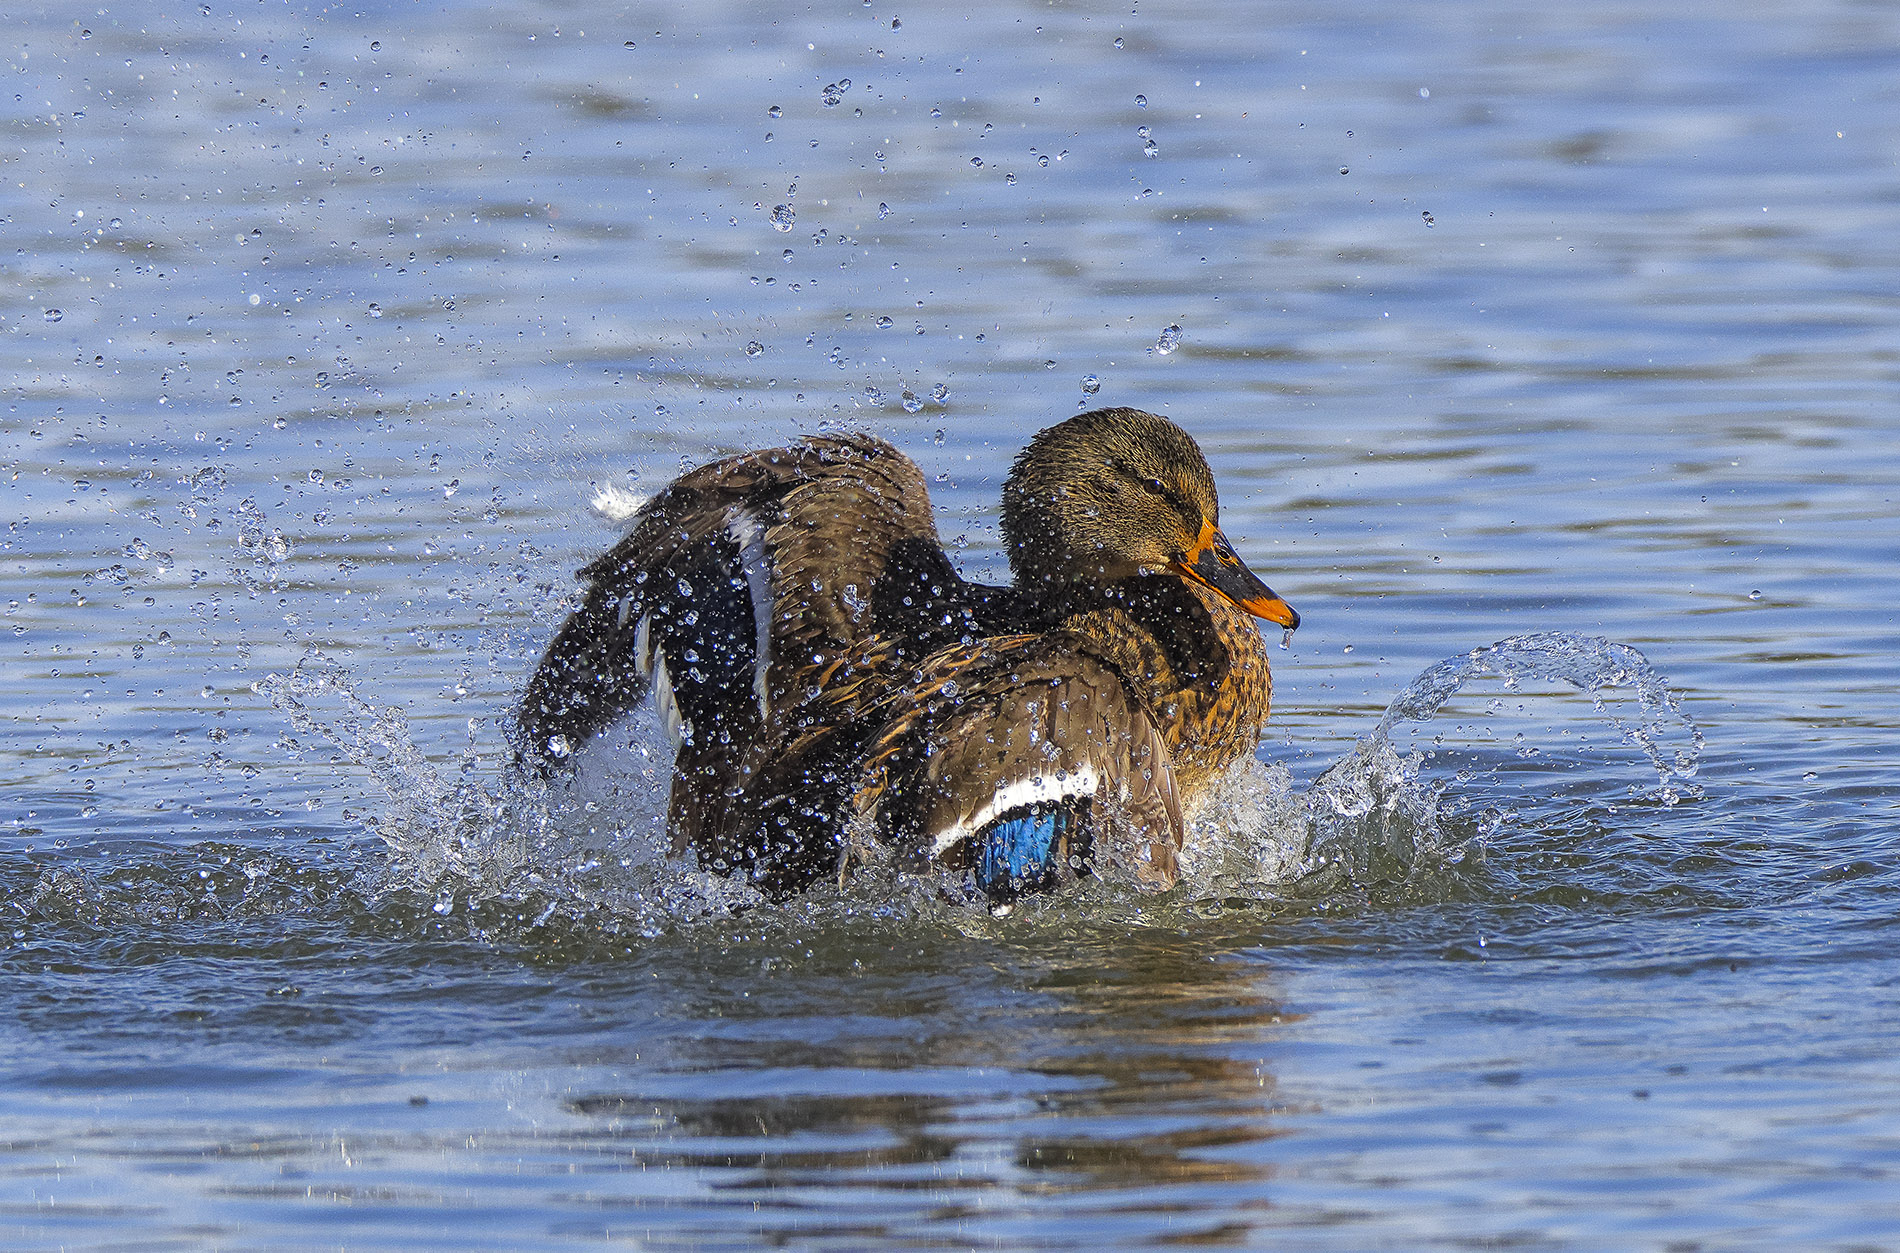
5;0;1899;1247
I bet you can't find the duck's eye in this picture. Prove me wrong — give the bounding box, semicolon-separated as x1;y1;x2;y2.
1142;476;1168;496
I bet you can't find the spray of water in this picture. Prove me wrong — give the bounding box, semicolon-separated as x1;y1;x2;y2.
1183;632;1703;901
259;632;1701;926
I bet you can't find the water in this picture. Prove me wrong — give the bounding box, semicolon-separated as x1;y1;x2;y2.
5;0;1900;1246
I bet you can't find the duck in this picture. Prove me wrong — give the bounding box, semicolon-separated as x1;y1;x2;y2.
513;407;1299;903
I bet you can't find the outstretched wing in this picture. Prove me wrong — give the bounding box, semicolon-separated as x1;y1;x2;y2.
513;434;962;782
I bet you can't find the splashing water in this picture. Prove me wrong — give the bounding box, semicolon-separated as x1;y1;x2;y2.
1182;631;1702;901
259;633;1698;929
257;656;765;938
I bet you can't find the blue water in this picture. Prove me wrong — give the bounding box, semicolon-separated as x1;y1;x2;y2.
5;0;1900;1247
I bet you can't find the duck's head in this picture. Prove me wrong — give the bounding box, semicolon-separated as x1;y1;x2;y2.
1000;407;1300;629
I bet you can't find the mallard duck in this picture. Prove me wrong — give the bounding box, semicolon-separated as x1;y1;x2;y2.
514;407;1298;902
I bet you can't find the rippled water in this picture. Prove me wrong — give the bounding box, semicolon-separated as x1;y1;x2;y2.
6;0;1900;1247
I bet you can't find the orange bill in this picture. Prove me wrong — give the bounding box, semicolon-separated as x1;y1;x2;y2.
1171;520;1300;629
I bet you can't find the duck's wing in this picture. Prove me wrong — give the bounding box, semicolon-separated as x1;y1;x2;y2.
514;434;970;780
848;633;1186;899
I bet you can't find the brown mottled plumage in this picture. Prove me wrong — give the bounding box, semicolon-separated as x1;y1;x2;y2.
514;407;1298;900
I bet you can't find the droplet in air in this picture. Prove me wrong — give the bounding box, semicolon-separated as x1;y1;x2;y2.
970;156;983;167
368;302;383;317
1748;589;1762;600
1080;374;1101;396
877;202;891;219
745;341;764;357
769;204;795;231
892;17;901;29
1340;166;1350;175
768;104;783;118
863;386;884;405
821;81;847;107
1281;629;1294;649
43;309;62;323
1422;211;1435;227
654;404;670;419
1153;323;1182;355
901;390;922;413
1134;94;1147;107
876;316;894;328
930;382;948;403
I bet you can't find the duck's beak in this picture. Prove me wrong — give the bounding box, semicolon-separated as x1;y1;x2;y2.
1172;520;1301;630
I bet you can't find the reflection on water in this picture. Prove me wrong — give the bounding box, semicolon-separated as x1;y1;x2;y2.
550;932;1291;1247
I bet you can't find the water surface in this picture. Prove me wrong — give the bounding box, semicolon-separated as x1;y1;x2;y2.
4;0;1899;1247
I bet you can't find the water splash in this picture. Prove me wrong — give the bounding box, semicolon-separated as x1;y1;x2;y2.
256;633;1699;931
1184;631;1702;900
256;655;764;938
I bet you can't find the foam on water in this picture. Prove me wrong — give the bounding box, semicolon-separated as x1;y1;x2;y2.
257;632;1701;931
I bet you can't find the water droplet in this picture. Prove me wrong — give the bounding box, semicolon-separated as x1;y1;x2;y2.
1036;153;1049;167
1113;37;1124;49
654;404;670;419
900;389;922;413
1419;87;1431;99
821;81;847;107
1422;211;1435;227
891;16;901;28
1134;94;1147;107
443;479;459;498
370;39;381;50
368;302;383;317
768;104;783;118
745;340;764;357
1342;644;1355;654
863;386;884;405
876;316;894;329
42;309;62;323
877;202;891;219
769;204;795;231
109;217;122;228
1748;589;1762;600
1280;628;1294;649
930;382;949;403
1340;166;1350;175
970;156;983;167
1803;771;1817;783
1153;323;1182;355
1080;374;1101;395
